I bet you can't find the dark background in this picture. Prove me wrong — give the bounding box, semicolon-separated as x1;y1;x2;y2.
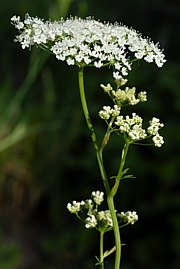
0;0;180;268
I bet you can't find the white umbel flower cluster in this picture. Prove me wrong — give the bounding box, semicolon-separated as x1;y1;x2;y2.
147;117;164;135
119;211;138;225
11;14;166;78
100;82;147;106
67;191;138;231
85;214;97;228
148;117;164;147
99;82;164;147
152;133;164;147
112;87;147;105
114;113;164;146
67;200;85;213
91;190;104;205
99;105;121;120
97;210;113;227
85;208;113;230
115;113;147;140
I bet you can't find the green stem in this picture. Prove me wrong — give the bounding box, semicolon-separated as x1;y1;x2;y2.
78;66;98;151
78;66;122;269
100;116;115;153
110;141;130;197
107;197;121;269
99;231;104;269
78;66;110;194
117;142;130;180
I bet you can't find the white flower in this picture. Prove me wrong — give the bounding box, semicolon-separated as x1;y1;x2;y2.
138;91;147;102
11;14;166;77
112;89;126;103
152;133;164;147
84;199;94;209
111;105;121;117
94;60;103;68
113;71;122;80
97;210;113;227
99;105;121;120
115;114;164;146
147;117;164;135
11;16;24;30
121;67;128;76
99;106;112;120
134;51;144;59
67;200;85;213
111;86;147;106
115;113;146;141
120;211;138;225
129;124;147;140
92;190;104;205
125;87;139;105
114;62;122;70
104;210;113;227
67;58;75;65
100;83;112;93
85;214;97;228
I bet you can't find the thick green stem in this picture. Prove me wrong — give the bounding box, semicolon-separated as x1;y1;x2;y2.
78;66;122;269
107;197;121;269
99;231;104;269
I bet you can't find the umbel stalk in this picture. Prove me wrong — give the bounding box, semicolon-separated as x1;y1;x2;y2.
78;66;126;269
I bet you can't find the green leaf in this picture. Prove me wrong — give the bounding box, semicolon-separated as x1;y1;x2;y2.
95;256;101;266
103;246;116;258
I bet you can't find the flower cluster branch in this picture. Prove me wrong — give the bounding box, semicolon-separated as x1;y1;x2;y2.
99;80;164;147
67;190;138;231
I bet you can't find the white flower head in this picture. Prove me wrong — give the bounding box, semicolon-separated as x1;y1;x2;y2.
85;214;97;229
97;210;113;227
113;71;122;80
120;211;138;225
111;86;147;106
84;199;94;209
147;117;164;135
138;91;147;102
99;106;112;120
11;16;24;30
67;200;85;214
11;14;166;77
111;105;121;117
92;190;104;205
152;133;164;147
100;83;113;93
99;105;121;121
115;113;146;141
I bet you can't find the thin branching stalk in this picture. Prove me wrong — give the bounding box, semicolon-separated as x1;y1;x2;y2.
78;66;110;194
110;142;130;197
78;66;122;269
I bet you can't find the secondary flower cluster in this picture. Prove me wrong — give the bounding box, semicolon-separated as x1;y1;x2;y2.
115;114;164;146
118;211;138;225
11;14;166;79
100;80;147;106
67;190;138;231
99;81;164;147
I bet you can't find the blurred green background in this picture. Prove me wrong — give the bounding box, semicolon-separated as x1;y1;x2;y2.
0;0;179;268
